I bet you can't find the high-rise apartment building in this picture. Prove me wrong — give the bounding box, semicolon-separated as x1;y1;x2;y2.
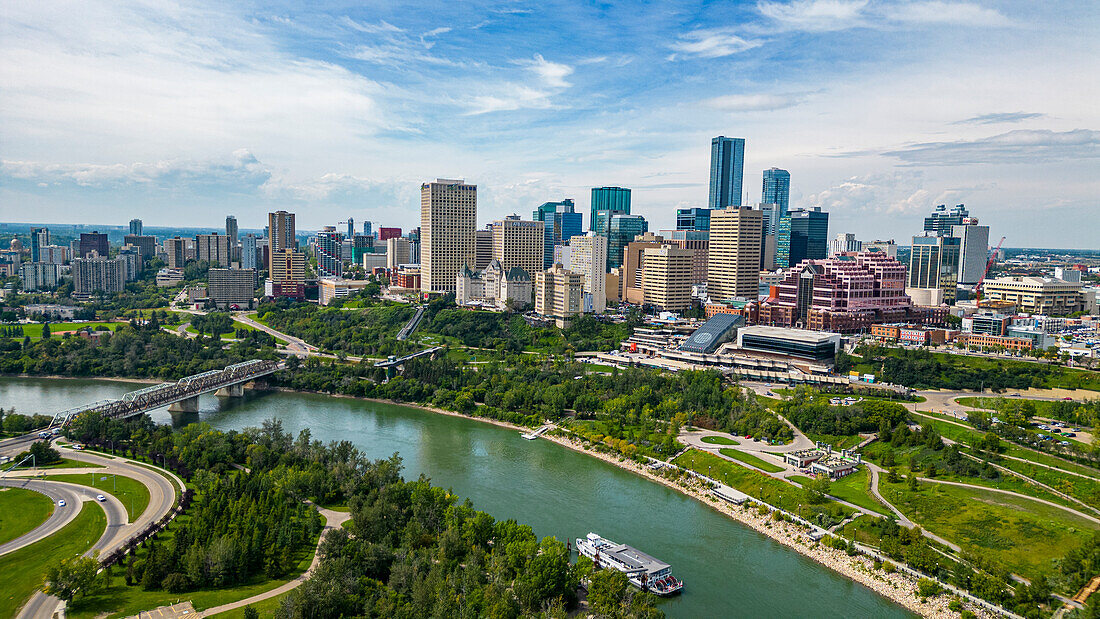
474;229;494;270
642;246;694;311
568;232;608;313
707;206;763;301
421;179;476;293
492;216;544;280
830;233;862;256
659;230;709;285
267;210;296;269
123;235;156;260
30;227;49;262
909;234;961;303
129;219;143;236
535;264;585;327
607;214;648;270
709;136;745;210
590;187;631;232
20;262;60;291
952;223;990;286
534;200;583;268
761;168;791;218
225;216;238;243
924;204;969;235
164;236;188;269
78;232;109;259
386;237;412;269
621;232;664;304
241;234;258;270
315;226;344;277
676;207;712;232
72;254;127;296
207;268;255;309
196;233;231;266
270;249;306;283
777;207;829;268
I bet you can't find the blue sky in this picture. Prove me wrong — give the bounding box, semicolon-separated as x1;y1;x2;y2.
1;0;1098;247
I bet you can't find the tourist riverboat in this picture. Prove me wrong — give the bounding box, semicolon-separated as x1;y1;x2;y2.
575;532;683;595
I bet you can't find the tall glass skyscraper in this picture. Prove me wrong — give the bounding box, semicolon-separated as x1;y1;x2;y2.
534;199;583;268
591;186;631;231
761;168;790;218
676;207;712;231
776;207;829;268
129;219;143;236
607;214;648;270
923;204;969;235
709;136;745;210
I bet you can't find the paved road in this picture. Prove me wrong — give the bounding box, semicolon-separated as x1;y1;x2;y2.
916;477;1100;525
0;479;83;555
234;313;316;355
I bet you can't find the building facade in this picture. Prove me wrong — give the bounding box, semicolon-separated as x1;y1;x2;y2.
20;262;60;291
982;276;1083;315
909;234;961;303
590;187;631;232
129;219;143;236
240;233;258;270
642;245;694;311
952;223;990;286
315;227;344;277
492;216;544;281
196;233;231;266
659;230;708;285
707;206;763;302
777;207;829;268
387;237;412;269
73;254;126;296
568;232;608;313
924;204;969;235
675;207;712;232
761;168;790;217
533;200;583;268
208;268;255;309
78;232;109;259
709;136;745;210
421;179;477;293
267;210;296;270
535;264;585;327
830;233;862;256
606;214;648;270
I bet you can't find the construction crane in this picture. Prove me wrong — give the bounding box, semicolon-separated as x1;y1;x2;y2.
971;235;1006;305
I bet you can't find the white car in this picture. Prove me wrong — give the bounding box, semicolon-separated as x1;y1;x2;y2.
57;499;66;507
96;494;106;502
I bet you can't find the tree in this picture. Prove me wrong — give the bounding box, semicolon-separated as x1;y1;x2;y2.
803;475;832;504
587;569;629;615
41;322;50;339
44;554;100;601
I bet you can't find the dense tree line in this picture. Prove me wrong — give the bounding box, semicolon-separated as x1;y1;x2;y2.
854;345;1090;392
0;319;277;379
776;390;910;437
259;300;418;356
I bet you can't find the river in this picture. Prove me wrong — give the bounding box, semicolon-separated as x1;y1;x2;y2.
0;376;913;618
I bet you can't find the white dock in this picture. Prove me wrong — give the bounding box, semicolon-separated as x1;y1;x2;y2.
521;425;550;440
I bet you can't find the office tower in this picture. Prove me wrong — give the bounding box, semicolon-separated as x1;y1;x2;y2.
533;199;583;267
909;234;961;303
207;268;255;309
590;187;631;232
863;240;898;258
351;234;374;265
831;233;862;256
315;226;344;277
117;246;141;281
225;216;238;243
421;179;476;293
492;216;544;281
707;206;763;301
407;228;421;264
78;231;109;259
379;227;402;241
30;227;49;262
129;219;143;236
776;207;829;268
924;204;969;235
568;232;608;313
676;207;712;232
72;254;127;296
240;234;258;270
659;230;709;285
267;210;296;269
474;229;494;270
535;264;585;327
952;223;990;286
123;235;156;259
196;233;231;266
709;136;745;209
642;245;694;311
607;214;649;270
20;262;60;291
761;168;791;218
387;237;412;269
164;237;187;269
345;218;354;239
622;232;664;304
362;221;372;237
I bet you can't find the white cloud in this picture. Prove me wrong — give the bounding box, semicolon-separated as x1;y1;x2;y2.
886;2;1012;26
668;29;761;59
756;0;869;32
1;150;271;189
422;26;452;38
953;112;1045;125
701;92;811;112
527;54;574;88
883;129;1100;165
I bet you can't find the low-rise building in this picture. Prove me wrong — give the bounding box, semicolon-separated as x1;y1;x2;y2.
736;325;842;364
23;304;80;320
957;333;1033;351
156;268;184;287
983;276;1083;316
319;278;371;305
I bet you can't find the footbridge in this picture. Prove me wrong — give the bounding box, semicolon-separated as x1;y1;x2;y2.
50;359;283;426
373;346;444;369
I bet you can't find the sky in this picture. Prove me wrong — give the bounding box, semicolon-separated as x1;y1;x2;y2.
1;0;1098;247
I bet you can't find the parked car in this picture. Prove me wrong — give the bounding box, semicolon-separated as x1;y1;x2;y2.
1064;432;1077;437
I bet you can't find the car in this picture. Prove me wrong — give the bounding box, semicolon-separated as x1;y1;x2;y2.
1065;432;1077;437
744;435;753;439
96;494;106;502
38;431;50;438
1064;397;1074;401
1061;441;1071;446
57;499;66;507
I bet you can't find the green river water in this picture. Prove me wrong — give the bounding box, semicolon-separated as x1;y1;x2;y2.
0;376;914;618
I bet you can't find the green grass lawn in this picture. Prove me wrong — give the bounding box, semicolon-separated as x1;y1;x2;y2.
791;469;892;517
67;514;319;619
673;449;853;523
805;432;865;450
209;590;294;618
701;435;740;446
44;473;150;522
0;487;55;546
879;476;1100;583
15;322;123;339
718;448;785;473
184;320;261;340
10;457;105;470
0;501;106;618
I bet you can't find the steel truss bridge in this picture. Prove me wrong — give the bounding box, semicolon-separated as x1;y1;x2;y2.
50;359;283;426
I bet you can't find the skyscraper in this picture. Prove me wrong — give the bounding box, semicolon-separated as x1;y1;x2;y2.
346;218;355;238
676;207;712;232
909;234;961;303
195;233;231;266
129;219;143;236
642;245;694;312
776;207;829;268
315;226;344;277
362;221;372;237
78;232;109;259
761;168;791;218
267;211;296;270
240;233;258;270
421;179;476;293
953;222;990;286
923;204;970;235
30;227;49;262
590;187;631;232
492;216;544;280
707;206;763;302
709;136;745;210
568;232;608;313
607;214;648;270
533;199;583;268
225;216;238;243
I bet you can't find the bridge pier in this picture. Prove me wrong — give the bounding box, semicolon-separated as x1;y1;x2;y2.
215;382;245;398
168;396;200;413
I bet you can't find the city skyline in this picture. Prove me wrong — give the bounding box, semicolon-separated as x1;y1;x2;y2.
2;1;1098;247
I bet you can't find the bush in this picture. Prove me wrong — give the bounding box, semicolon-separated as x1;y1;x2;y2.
161;573;189;593
882;561;896;574
917;577;943;599
948;599;963;612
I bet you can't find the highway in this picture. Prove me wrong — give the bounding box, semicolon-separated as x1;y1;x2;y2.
0;479;83;556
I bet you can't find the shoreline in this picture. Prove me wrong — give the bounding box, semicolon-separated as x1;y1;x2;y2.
6;374;990;617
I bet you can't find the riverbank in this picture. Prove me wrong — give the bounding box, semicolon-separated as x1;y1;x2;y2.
2;373;162;386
